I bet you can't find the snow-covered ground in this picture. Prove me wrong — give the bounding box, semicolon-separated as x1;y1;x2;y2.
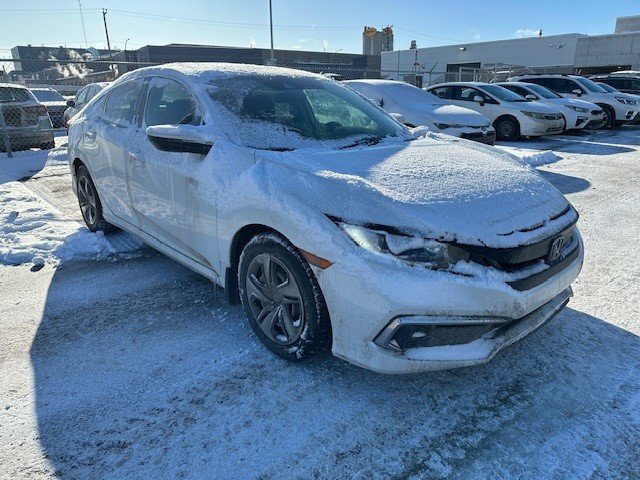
1;128;639;479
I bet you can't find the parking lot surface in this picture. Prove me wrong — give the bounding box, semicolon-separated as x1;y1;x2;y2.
1;129;639;479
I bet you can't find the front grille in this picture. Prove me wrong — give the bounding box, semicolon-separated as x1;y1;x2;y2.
591;109;602;115
545;114;562;120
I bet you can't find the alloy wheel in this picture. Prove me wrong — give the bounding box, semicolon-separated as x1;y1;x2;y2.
245;253;305;345
77;175;97;226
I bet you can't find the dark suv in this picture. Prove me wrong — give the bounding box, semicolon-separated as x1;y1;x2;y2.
591;75;640;96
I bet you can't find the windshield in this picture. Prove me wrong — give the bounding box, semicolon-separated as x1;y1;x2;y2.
207;74;405;150
523;83;562;99
32;89;65;102
376;82;445;106
574;77;608;93
0;87;31;103
481;84;529;102
598;83;619;93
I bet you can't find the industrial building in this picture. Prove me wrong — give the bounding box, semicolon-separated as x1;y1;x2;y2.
382;15;640;86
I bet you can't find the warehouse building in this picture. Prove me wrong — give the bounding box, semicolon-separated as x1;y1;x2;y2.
382;15;640;86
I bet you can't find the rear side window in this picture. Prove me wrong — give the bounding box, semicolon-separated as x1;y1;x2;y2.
144;79;201;127
430;86;454;99
75;87;89;106
0;87;31;103
102;80;143;126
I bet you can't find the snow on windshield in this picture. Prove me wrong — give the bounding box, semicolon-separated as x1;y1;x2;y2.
205;74;405;150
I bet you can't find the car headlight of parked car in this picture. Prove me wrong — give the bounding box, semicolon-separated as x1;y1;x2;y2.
567;105;590;113
521;111;548;120
615;96;637;105
337;222;470;269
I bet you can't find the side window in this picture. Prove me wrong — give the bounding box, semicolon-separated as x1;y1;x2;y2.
551;79;582;94
144;79;201;127
527;78;552;89
454;87;491;103
510;86;530;97
430;86;453;99
102;80;143;126
75;87;89;106
629;79;640;92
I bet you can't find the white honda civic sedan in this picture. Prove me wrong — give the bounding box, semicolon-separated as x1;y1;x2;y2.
68;63;584;374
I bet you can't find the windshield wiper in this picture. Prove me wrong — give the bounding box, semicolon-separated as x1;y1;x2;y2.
338;136;383;150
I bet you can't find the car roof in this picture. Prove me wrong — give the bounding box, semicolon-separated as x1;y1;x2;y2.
123;62;323;86
0;83;28;90
428;82;490;87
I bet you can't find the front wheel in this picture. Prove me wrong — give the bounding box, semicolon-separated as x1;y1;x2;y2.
494;117;520;141
598;105;615;129
239;233;331;361
75;165;116;233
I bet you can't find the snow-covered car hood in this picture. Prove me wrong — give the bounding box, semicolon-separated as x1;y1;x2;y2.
260;135;575;248
406;103;490;127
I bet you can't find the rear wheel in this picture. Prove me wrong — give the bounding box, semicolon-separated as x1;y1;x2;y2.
494;117;520;141
239;233;331;361
75;165;116;233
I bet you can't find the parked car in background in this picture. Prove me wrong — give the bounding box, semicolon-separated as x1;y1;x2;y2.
68;63;583;373
427;82;564;141
29;87;67;128
591;74;640;96
345;79;496;144
63;82;108;127
511;74;640;128
0;83;54;151
497;82;605;131
594;82;640;125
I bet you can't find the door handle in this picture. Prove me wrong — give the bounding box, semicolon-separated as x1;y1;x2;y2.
129;151;145;167
84;130;96;140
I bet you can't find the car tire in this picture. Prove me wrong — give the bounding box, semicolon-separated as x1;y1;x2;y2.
41;140;55;150
239;233;331;361
494;117;520;141
75;165;116;233
598;104;615;129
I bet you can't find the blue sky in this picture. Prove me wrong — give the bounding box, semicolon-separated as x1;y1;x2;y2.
0;0;638;53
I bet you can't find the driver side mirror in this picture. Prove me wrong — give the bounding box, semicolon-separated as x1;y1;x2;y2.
572;89;583;97
66;99;75;107
525;94;536;100
146;124;213;155
473;95;485;106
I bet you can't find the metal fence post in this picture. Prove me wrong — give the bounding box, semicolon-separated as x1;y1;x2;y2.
0;104;13;158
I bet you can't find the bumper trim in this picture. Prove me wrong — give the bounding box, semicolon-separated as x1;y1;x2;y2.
401;287;573;365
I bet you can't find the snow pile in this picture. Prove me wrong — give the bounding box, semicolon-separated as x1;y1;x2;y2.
0;148;68;182
0;182;136;266
519;150;562;167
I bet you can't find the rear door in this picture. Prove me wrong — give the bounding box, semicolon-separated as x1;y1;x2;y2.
89;78;144;227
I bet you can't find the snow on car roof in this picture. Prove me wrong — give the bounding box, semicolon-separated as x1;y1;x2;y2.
124;62;322;85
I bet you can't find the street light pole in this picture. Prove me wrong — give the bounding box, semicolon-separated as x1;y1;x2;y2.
78;0;88;48
102;9;111;52
269;0;275;65
124;38;130;51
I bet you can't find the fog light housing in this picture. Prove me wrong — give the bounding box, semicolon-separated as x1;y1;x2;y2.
374;316;508;351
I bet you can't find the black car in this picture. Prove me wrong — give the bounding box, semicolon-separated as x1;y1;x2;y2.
591;74;640;96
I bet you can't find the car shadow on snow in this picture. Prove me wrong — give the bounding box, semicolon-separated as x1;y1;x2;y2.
29;252;640;479
537;170;591;194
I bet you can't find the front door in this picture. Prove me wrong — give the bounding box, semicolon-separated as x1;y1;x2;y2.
128;77;220;274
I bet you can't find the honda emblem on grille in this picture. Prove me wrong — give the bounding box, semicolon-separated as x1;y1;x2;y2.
547;236;564;262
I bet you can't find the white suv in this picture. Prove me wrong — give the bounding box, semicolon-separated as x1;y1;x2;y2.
511;75;640;128
427;82;564;141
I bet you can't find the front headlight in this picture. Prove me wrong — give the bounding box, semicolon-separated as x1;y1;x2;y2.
337;222;469;269
615;96;636;105
521;110;547;119
567;105;589;113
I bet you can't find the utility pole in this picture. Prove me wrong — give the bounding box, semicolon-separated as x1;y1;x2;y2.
78;0;88;48
268;0;275;65
102;9;111;52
